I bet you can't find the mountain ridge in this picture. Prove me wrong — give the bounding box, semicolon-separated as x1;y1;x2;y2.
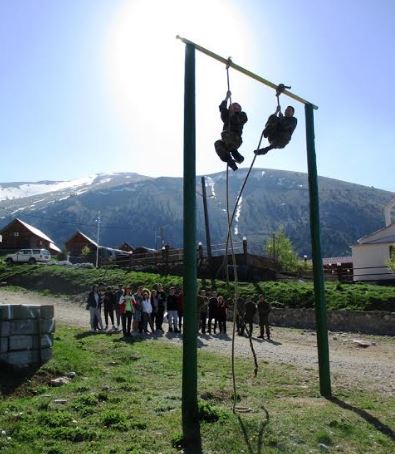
0;170;393;257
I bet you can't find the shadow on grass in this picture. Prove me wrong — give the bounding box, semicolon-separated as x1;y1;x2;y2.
328;396;395;441
265;339;282;346
0;363;41;396
237;407;270;454
74;331;101;340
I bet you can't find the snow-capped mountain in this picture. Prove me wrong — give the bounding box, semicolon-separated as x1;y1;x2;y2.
0;173;150;203
0;170;393;256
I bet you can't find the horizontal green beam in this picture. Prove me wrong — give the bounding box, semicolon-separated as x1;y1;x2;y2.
176;35;318;110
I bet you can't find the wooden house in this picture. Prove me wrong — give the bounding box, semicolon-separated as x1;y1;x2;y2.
64;231;98;259
0;218;61;254
65;231;133;266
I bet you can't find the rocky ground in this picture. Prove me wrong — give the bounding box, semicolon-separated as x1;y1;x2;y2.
1;288;394;396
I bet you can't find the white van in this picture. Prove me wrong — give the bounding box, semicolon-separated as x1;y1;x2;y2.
5;248;51;265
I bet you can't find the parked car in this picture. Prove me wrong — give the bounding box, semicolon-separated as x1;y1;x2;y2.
5;248;51;265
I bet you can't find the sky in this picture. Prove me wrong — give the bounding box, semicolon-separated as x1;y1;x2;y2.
0;0;394;192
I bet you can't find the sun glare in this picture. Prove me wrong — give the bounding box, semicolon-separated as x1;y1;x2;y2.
104;0;252;175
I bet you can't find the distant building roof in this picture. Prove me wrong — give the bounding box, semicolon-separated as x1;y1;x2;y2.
133;246;157;254
118;242;135;252
0;218;61;253
66;231;98;247
357;223;395;245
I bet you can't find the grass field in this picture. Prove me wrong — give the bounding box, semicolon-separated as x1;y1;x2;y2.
0;326;394;453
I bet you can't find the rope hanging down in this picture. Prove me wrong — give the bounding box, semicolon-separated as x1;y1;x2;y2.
222;62;261;413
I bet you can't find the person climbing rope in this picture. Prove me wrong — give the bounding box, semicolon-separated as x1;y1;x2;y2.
214;90;248;171
254;104;297;155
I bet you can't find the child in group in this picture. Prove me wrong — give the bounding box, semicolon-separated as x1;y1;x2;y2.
214;90;248;171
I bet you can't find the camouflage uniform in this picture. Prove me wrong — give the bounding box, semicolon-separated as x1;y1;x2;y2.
257;297;272;340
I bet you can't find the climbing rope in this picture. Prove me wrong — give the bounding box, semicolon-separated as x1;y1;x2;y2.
222;69;291;415
223;60;262;411
275;83;291;110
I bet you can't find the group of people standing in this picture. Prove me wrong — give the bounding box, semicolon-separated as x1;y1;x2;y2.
87;284;272;340
86;283;184;337
197;290;272;339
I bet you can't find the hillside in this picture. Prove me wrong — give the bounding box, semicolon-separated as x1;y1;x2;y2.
0;170;393;257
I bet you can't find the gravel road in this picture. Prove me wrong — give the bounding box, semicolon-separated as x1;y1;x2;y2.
1;288;394;396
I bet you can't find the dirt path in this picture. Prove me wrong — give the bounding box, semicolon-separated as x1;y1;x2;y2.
1;289;394;396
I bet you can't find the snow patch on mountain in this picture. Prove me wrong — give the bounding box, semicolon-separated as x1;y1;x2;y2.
0;176;96;201
234;196;243;235
205;177;216;198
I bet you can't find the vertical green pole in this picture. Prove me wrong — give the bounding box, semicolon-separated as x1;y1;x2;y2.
305;103;332;397
182;43;201;453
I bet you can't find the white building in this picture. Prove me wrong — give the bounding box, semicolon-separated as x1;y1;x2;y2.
352;224;395;282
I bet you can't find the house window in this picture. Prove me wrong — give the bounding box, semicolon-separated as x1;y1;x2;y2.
14;232;19;237
390;245;395;259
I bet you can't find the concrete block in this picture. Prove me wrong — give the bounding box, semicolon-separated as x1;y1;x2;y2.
40;319;55;334
0;337;8;353
0;305;14;321
11;305;41;320
0;348;52;368
8;334;52;351
9;335;33;351
0;321;11;337
9;319;35;335
9;318;55;335
0;304;54;320
39;306;54;319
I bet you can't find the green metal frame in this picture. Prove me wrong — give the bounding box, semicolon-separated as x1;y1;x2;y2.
182;43;202;452
179;36;331;450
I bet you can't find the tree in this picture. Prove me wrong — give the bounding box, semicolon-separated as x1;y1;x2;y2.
266;227;299;272
81;245;91;257
387;245;395;273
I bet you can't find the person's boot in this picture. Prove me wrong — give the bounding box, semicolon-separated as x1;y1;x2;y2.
227;159;238;171
254;146;271;156
231;149;244;164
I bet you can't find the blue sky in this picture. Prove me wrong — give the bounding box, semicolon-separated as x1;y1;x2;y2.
1;0;394;191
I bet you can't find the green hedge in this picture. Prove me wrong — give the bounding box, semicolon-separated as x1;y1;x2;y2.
0;264;394;311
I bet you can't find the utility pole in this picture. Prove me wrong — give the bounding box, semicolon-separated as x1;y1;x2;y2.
160;227;164;247
95;211;101;268
201;176;213;278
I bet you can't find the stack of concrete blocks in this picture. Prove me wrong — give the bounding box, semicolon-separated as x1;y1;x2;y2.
0;305;55;369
